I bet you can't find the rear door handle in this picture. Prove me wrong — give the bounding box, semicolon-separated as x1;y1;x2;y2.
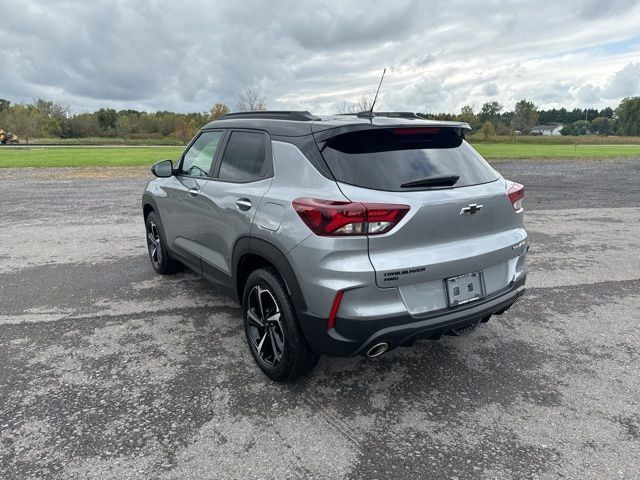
236;198;252;211
188;188;199;197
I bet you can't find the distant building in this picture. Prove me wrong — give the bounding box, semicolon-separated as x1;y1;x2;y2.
530;123;563;136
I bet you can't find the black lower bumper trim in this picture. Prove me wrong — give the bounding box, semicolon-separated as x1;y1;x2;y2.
297;276;526;357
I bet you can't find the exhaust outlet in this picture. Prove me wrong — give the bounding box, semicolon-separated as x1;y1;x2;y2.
366;342;389;358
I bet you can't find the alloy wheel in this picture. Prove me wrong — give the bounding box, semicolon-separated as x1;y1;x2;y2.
247;285;285;366
146;221;163;267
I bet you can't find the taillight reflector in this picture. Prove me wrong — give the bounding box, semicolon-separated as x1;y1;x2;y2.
292;198;409;236
327;291;343;330
507;182;524;211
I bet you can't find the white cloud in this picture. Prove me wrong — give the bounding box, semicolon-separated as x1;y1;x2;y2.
603;62;640;98
1;0;640;114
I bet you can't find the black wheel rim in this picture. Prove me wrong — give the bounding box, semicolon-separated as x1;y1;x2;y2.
146;221;162;267
247;285;285;366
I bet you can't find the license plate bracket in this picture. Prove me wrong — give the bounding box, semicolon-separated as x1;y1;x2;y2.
445;271;485;307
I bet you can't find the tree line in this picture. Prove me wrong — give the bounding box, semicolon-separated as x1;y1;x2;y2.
0;87;268;144
0;99;210;144
1;90;639;144
419;97;640;139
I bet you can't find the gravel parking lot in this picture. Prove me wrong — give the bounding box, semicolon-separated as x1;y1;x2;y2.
1;159;639;479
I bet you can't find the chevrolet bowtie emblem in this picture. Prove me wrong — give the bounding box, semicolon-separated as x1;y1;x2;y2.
460;204;483;215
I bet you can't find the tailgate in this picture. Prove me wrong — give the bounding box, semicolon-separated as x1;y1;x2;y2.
316;127;527;307
338;180;526;289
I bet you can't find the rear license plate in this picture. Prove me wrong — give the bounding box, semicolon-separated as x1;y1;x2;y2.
445;272;484;307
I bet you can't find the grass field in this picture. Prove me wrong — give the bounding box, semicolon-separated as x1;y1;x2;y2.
0;147;183;168
472;143;640;159
0;143;639;168
467;134;640;145
28;136;184;146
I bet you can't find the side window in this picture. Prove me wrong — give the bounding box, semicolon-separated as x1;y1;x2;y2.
180;131;224;177
217;131;268;182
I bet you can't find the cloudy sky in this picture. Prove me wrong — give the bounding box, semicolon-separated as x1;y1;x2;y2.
2;0;640;114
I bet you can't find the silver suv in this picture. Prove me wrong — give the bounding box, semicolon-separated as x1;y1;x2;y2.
142;111;527;381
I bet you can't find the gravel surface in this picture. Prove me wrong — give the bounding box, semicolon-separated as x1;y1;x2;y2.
1;159;639;479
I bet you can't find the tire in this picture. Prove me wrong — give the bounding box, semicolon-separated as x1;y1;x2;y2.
242;267;319;381
145;211;181;274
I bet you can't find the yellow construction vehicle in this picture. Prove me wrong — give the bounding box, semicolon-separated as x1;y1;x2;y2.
0;129;19;144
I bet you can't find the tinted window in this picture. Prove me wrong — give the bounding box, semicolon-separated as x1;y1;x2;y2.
180;131;224;177
321;129;498;191
218;131;268;182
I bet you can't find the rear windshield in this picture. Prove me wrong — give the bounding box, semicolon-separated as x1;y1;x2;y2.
319;128;498;191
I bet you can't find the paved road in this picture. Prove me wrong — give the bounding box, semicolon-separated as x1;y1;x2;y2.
1;159;639;479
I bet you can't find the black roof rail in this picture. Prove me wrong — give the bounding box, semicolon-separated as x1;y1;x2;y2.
220;111;321;121
337;111;423;119
373;112;424;119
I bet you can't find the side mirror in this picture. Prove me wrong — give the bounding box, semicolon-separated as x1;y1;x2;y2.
151;159;174;178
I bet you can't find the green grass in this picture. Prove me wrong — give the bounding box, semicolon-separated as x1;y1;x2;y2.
467;134;640;145
0;147;183;168
28;136;185;146
472;143;640;159
1;143;639;169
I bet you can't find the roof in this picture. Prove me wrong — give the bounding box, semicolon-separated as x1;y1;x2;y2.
203;110;472;138
531;124;563;131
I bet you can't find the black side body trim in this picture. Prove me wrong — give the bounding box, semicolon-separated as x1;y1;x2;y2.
232;237;307;314
142;193;159;218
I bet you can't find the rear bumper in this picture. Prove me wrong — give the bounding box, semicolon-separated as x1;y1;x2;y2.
298;276;526;357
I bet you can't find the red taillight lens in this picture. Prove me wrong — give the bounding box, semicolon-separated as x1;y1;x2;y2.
292;198;367;235
365;203;410;234
507;182;524;211
292;198;409;236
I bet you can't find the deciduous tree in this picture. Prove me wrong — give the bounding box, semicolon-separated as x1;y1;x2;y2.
479;101;503;124
209;103;230;120
337;101;357;114
616;97;640;136
5;105;46;143
590;116;614;135
115;116;133;143
458;105;480;130
511;100;539;133
96;108;118;131
237;88;267;112
480;121;495;142
173;120;195;144
355;93;375;112
35;98;70;137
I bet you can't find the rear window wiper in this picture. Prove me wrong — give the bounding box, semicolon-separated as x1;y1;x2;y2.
400;175;460;189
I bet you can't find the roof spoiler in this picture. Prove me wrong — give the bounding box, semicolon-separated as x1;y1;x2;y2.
314;120;472;143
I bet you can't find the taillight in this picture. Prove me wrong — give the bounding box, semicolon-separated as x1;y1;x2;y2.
292;198;409;236
507;182;524;212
